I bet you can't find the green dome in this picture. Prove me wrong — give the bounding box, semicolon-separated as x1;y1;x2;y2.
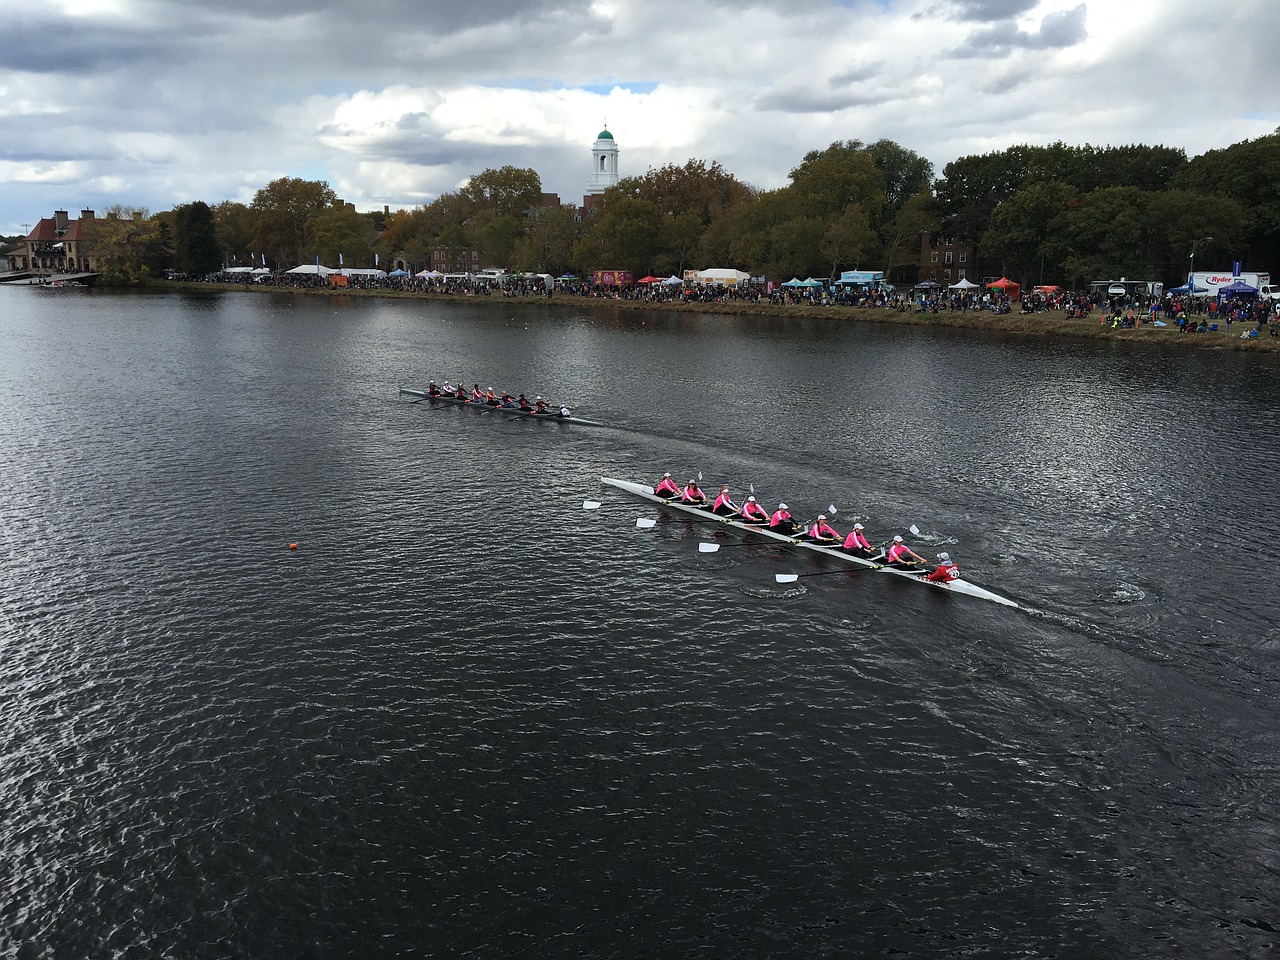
596;128;613;140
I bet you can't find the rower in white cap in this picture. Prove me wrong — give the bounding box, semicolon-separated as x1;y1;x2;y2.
654;472;681;497
842;522;874;557
925;552;961;583
740;495;770;524
769;502;796;535
885;534;927;568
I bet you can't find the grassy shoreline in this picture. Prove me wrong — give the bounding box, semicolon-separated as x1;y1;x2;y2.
161;281;1280;356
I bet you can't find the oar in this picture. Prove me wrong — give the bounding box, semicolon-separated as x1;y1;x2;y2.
697;541;767;553
583;500;601;510
636;518;657;528
775;565;880;583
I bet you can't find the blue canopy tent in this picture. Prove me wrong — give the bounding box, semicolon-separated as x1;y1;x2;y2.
1217;279;1257;297
1169;281;1210;295
780;277;805;287
387;268;409;277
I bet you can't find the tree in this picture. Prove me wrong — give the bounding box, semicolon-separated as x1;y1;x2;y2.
1173;132;1280;270
512;204;582;275
653;211;705;276
616;159;754;225
212;201;256;266
980;181;1078;285
865;139;933;220
466;211;523;268
822;204;876;278
173;201;221;275
249;177;337;266
83;205;162;285
573;194;662;276
785;140;886;221
303;206;376;267
880;188;939;281
459;166;543;219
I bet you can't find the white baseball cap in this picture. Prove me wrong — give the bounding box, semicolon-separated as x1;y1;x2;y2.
853;523;864;530
893;535;903;542
778;503;788;510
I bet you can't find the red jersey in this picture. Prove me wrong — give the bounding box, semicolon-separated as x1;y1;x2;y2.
926;563;960;583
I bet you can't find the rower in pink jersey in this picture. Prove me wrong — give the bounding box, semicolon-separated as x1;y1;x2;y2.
804;514;841;543
682;480;708;505
769;503;797;535
711;486;739;517
885;535;927;568
653;472;681;497
740;496;770;523
842;522;874;556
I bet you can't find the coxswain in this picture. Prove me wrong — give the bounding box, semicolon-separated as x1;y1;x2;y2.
925;552;961;584
682;480;708;505
740;495;770;524
517;393;531;411
885;535;927;568
769;503;796;534
842;522;874;557
804;514;841;543
654;472;681;497
711;486;739;517
559;404;572;418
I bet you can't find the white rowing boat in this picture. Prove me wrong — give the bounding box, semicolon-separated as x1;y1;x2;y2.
600;476;1019;608
399;388;606;427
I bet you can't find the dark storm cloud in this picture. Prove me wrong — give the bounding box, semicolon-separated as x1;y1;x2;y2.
950;4;1086;57
947;0;1039;20
0;19;180;73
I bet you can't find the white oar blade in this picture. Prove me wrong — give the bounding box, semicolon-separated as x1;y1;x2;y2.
775;573;801;584
909;524;921;536
582;500;601;510
697;542;721;553
828;505;838;515
635;518;657;529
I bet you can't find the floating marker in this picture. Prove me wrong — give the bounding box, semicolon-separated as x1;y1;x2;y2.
289;542;298;551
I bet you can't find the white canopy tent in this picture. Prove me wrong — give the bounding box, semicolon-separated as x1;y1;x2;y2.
221;266;254;274
949;278;979;289
692;268;751;286
286;263;337;276
341;268;386;278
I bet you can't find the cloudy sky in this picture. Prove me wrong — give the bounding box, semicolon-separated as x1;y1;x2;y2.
2;0;1278;234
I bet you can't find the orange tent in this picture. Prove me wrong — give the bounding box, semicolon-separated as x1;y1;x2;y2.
987;277;1021;299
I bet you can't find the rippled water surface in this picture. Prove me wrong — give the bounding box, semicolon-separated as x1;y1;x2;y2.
1;288;1277;959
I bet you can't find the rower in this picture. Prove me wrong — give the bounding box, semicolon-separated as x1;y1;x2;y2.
654;472;681;497
885;535;927;568
471;383;484;401
769;503;796;535
925;552;960;583
499;391;516;407
485;387;500;405
517;393;531;411
804;514;841;543
442;381;460;398
842;522;874;557
427;379;441;398
682;480;708;505
711;486;739;517
534;397;550;414
740;495;770;524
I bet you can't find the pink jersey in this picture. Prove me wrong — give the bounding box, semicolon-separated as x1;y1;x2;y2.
741;501;769;522
769;509;792;528
843;528;871;550
712;492;737;513
654;478;680;496
886;542;912;563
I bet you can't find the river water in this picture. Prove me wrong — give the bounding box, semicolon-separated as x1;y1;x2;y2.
1;287;1277;959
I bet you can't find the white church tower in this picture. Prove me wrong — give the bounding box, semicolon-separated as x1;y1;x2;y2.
586;125;620;195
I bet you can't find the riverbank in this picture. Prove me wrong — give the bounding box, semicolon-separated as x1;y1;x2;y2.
162;281;1280;355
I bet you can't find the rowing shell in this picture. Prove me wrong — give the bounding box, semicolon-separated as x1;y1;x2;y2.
399;388;607;427
600;476;1019;608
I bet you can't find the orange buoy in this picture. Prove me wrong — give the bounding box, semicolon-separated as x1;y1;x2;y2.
289;543;298;550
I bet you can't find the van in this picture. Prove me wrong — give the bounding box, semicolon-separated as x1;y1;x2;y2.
1260;284;1279;301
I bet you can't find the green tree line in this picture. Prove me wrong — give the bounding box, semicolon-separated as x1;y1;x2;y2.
76;131;1280;287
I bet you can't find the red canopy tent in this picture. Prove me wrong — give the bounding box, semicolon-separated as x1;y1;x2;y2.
637;275;660;284
987;277;1021;299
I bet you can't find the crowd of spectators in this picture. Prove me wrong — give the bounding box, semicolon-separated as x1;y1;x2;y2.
186;269;1280;338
